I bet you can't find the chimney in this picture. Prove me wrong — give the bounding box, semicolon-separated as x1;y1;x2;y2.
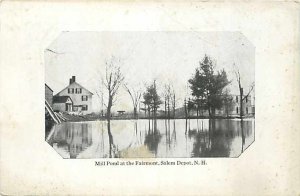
72;76;76;83
69;78;72;85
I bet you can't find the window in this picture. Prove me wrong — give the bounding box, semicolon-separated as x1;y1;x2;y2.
75;88;82;94
68;88;74;94
236;96;238;103
246;107;248;114
82;95;88;101
82;105;88;111
246;97;248;103
236;107;239;114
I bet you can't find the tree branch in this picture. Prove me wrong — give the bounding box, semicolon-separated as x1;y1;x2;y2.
242;83;255;101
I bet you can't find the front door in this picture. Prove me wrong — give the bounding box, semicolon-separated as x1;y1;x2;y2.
66;104;72;111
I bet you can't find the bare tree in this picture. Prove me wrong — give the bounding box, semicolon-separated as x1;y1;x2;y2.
94;80;105;118
102;57;124;121
124;84;142;119
170;87;177;118
164;84;172;119
235;68;254;119
163;84;177;119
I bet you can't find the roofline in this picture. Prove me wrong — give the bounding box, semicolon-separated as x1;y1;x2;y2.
45;83;53;92
55;81;94;96
53;95;73;103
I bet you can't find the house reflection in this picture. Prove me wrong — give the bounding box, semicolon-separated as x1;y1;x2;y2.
49;123;92;158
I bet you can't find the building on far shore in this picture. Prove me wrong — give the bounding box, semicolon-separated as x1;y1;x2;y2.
157;94;255;119
53;76;93;115
251;96;255;115
215;95;253;117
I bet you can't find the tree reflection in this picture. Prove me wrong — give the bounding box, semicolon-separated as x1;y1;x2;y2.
187;120;237;157
188;120;211;157
171;120;177;148
241;120;245;153
165;119;171;151
107;121;119;158
95;121;105;157
144;120;161;156
207;120;232;157
48;119;254;158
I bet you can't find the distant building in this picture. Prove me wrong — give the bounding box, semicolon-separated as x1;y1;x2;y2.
216;95;253;117
45;84;53;106
233;95;253;116
54;76;93;114
251;96;255;115
117;111;126;117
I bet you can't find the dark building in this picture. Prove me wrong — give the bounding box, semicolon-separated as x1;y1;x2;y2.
45;83;53;106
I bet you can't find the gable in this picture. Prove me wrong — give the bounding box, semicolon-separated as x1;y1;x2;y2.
66;97;73;104
56;82;93;96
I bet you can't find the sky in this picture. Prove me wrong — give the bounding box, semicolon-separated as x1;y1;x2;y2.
45;31;255;112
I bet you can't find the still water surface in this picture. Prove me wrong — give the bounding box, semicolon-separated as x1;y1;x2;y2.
46;119;254;158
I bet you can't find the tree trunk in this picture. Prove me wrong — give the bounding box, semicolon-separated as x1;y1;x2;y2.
144;103;147;118
165;100;167;118
208;107;211;118
167;98;170;119
133;107;137;119
173;94;176;119
239;88;243;119
226;106;229;118
173;108;175;119
107;95;113;121
184;99;187;120
211;108;215;118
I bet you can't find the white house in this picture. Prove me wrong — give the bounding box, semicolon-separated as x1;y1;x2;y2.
54;76;93;114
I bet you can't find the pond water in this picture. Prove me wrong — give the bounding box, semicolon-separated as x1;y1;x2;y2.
46;119;254;158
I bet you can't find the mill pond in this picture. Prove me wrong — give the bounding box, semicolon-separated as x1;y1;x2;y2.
46;119;254;158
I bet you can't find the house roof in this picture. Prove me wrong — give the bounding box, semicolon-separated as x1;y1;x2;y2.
45;83;53;92
53;96;73;103
55;81;94;96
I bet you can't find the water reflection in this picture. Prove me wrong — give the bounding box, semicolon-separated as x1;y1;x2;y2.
144;120;162;156
47;119;254;158
107;121;117;158
47;123;93;158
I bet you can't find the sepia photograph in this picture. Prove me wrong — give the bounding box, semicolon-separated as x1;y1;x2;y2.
45;31;255;159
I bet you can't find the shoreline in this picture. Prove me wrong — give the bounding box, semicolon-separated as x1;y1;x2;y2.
63;116;255;122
